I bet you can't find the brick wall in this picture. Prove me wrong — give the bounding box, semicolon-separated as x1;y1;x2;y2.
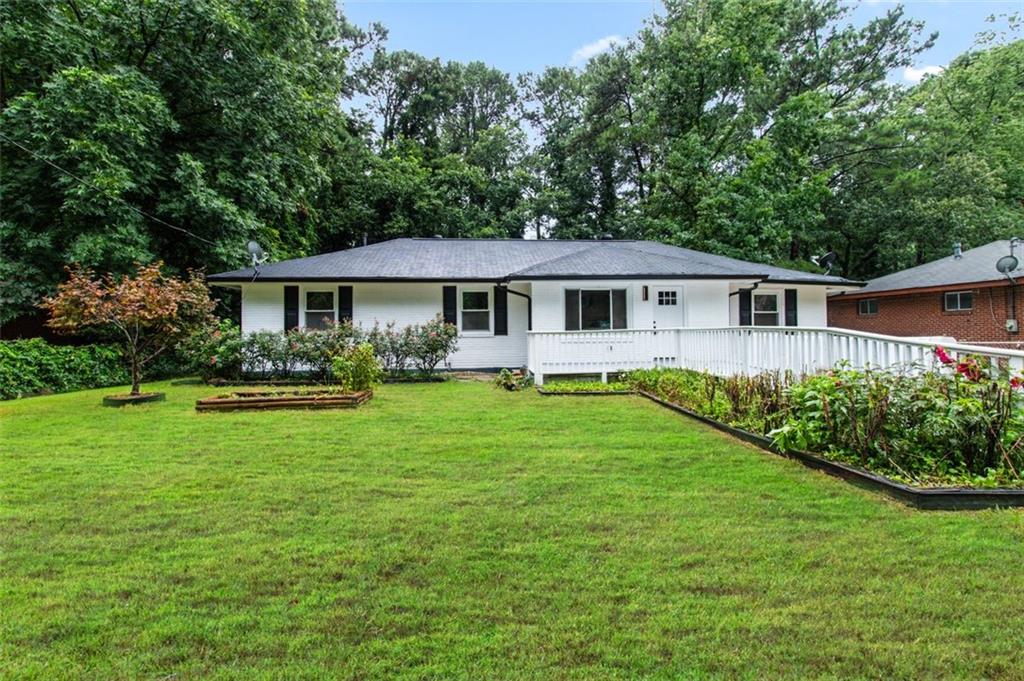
828;283;1024;348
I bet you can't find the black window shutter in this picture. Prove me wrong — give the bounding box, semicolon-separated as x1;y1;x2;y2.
284;285;299;330
738;289;752;326
494;286;508;336
442;286;457;325
565;289;580;330
338;285;353;322
784;289;798;326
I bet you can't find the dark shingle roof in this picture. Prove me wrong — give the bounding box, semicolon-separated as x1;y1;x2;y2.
842;241;1018;297
208;238;859;286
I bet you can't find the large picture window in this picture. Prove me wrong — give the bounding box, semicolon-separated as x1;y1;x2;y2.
564;289;627;330
753;293;779;326
305;291;335;329
461;290;490;332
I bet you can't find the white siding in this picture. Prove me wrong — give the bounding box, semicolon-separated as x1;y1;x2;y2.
728;283;828;326
239;281;530;369
531;279;739;331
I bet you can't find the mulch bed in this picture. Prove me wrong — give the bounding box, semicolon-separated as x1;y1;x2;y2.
102;392;166;407
196;389;372;412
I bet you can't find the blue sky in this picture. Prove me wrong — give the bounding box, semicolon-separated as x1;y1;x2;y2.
341;0;1021;84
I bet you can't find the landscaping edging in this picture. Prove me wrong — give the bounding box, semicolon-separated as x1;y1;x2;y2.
103;392;166;407
536;388;633;396
635;391;1024;510
196;389;372;412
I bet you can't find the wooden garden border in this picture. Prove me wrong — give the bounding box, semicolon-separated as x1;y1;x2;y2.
196;389;372;412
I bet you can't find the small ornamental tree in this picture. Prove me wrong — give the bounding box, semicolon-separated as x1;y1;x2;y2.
41;263;215;395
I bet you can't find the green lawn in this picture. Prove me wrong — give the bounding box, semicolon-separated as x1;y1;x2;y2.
3;381;1024;680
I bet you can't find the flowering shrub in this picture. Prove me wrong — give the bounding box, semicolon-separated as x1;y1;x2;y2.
179;317;459;382
409;316;459;373
494;368;534;391
331;343;384;393
773;357;1024;487
179;320;244;380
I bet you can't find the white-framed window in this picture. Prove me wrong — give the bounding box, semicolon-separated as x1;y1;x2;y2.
944;291;973;312
460;288;491;333
858;299;879;316
304;290;335;329
657;290;678;306
565;288;628;330
753;292;780;326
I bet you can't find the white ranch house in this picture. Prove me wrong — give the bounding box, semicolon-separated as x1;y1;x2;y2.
209;238;1024;383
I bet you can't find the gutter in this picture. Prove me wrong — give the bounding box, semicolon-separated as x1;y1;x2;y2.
499;280;532;330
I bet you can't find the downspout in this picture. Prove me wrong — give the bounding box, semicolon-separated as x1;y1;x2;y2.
499;280;532;330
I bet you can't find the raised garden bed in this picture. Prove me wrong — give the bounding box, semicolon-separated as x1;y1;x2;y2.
635;391;1024;511
103;392;166;407
533;386;1024;509
196;388;372;412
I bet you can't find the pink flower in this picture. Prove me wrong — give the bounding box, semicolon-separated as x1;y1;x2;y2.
955;359;982;382
210;356;218;365
934;346;954;365
1011;376;1023;391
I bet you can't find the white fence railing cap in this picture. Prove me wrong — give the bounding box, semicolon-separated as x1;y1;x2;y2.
527;325;1024;360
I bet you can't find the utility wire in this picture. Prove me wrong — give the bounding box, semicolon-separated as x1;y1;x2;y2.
0;130;220;247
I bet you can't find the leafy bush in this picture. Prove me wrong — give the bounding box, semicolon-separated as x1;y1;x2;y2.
773;359;1024;487
331;343;384;393
494;368;534;391
366;321;416;374
179;320;244;380
0;339;129;399
178;316;458;383
626;354;1024;488
409;316;459;373
540;379;629;393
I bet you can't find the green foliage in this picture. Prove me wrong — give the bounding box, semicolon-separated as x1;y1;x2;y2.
773;362;1024;487
626;361;1024;488
493;368;534;391
365;321;416;374
178;320;244;381
539;379;629;393
331;343;384;393
0;339;129;400
408;316;460;373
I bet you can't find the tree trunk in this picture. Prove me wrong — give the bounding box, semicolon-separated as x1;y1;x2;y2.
130;356;141;395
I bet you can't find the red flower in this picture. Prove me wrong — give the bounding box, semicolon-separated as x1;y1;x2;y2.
955;359;982;382
1011;376;1023;390
934;346;954;365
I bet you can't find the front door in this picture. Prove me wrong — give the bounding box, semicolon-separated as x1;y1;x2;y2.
652;287;683;329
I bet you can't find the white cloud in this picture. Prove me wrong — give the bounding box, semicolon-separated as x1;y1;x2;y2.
571;35;625;65
903;65;944;84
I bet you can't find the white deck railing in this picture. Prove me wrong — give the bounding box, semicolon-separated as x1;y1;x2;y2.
526;327;1024;385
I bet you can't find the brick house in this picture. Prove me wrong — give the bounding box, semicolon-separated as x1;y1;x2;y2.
828;241;1024;349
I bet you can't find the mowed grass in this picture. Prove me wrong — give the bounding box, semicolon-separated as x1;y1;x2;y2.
2;381;1024;680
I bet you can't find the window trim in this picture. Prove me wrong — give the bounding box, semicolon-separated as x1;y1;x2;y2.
564;287;629;331
858;298;879;316
657;289;679;307
458;287;492;335
303;289;336;329
752;291;780;327
943;290;974;312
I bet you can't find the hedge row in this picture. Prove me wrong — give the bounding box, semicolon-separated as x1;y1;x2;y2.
0;339;129;400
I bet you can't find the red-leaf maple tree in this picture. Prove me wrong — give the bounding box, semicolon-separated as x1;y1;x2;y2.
41;262;215;395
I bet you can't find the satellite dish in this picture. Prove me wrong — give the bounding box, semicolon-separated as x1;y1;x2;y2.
996;254;1019;281
247;240;268;266
811;251;838;275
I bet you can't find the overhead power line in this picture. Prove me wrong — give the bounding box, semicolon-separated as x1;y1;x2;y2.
0;131;220;247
